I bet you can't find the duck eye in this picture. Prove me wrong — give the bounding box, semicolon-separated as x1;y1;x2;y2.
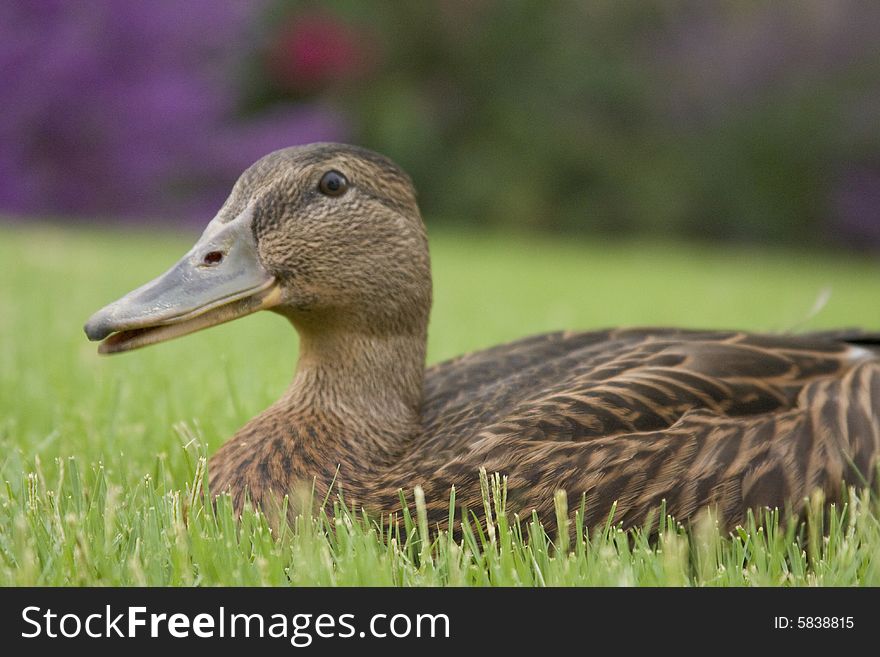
318;170;348;197
202;251;224;265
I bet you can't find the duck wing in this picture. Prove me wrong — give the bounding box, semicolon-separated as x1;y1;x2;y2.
414;329;880;528
422;328;878;449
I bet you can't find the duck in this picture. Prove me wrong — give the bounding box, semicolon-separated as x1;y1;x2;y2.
84;142;880;533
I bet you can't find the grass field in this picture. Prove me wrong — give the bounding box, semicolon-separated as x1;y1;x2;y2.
2;222;880;586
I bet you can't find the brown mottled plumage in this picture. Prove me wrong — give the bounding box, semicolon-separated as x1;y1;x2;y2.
87;143;880;532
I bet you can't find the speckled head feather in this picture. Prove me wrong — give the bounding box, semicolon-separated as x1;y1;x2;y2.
221;143;430;336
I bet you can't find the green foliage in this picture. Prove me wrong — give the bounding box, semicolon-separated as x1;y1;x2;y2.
2;224;880;585
260;1;880;245
2;457;879;586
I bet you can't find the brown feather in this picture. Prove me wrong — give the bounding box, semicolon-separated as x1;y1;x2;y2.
195;145;880;532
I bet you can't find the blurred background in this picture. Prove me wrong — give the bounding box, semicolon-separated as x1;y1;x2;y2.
1;0;878;248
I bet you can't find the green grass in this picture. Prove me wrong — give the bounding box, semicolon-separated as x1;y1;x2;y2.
2;222;880;586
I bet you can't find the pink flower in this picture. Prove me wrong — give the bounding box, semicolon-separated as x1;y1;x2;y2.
268;11;379;91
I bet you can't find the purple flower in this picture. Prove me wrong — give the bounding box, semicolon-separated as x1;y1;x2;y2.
0;1;348;223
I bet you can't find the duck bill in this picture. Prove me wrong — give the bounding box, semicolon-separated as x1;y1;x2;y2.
84;203;281;355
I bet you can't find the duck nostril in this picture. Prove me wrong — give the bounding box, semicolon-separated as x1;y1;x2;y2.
202;250;224;265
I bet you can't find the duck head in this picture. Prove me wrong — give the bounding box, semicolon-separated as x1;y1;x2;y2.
84;143;432;354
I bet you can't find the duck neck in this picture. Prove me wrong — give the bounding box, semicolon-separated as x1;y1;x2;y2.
281;322;427;462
